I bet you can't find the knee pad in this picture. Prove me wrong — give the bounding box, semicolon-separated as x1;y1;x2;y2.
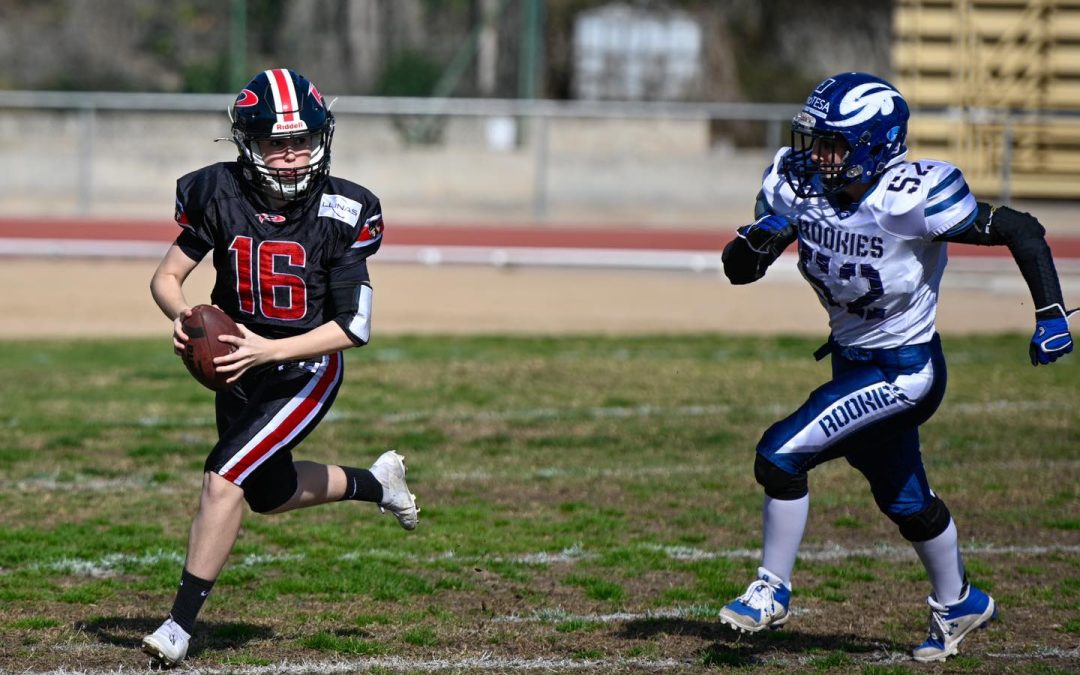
240;462;298;514
889;496;951;542
242;485;291;513
755;454;808;500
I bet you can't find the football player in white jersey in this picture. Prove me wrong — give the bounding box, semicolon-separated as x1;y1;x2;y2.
717;72;1074;662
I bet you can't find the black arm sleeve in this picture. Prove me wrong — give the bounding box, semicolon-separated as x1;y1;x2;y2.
939;202;1065;310
328;258;372;346
722;238;769;285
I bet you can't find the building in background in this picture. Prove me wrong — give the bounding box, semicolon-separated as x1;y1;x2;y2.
572;4;702;101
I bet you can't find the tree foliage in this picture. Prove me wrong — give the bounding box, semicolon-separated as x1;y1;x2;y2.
0;0;890;99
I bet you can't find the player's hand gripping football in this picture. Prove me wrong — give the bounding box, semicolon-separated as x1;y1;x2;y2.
1029;304;1076;366
736;214;796;256
171;307;193;355
214;325;278;383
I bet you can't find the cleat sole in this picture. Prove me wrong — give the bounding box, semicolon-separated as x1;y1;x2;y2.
142;644;180;666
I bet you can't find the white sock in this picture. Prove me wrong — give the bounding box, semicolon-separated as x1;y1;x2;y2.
912;518;965;605
761;493;809;587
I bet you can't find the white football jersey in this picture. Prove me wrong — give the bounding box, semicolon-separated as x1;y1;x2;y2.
760;148;978;349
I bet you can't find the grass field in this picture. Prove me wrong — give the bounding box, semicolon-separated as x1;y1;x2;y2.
0;334;1077;674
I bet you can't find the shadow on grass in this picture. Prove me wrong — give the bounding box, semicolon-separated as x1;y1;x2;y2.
77;616;274;659
618;617;905;667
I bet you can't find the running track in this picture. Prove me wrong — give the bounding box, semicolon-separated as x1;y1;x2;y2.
1;218;1079;260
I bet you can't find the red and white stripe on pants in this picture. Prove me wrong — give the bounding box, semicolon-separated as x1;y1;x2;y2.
219;352;342;484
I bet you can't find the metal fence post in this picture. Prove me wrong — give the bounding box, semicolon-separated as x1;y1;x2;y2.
532;111;549;222
1000;115;1013;206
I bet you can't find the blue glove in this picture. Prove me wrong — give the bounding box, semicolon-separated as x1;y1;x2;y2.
736;214;795;255
1029;304;1076;366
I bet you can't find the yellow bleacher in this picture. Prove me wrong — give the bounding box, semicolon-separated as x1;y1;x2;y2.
893;0;1080;197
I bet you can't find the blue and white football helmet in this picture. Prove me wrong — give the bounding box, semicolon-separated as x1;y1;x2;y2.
782;72;909;198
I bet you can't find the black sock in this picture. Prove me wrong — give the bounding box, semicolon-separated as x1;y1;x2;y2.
169;568;215;635
340;466;383;503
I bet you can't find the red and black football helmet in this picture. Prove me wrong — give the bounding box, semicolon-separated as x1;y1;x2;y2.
229;68;334;201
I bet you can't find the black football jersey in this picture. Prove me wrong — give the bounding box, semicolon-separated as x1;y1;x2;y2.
173;162;383;339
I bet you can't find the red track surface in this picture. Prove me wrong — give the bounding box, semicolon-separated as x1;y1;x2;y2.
2;218;1079;258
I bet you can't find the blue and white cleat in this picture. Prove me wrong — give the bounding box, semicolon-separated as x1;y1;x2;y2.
912;583;997;662
718;567;791;633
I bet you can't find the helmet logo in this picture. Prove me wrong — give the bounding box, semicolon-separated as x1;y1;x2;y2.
813;78;837;94
832;83;902;128
272;120;309;133
267;69;300;122
235;89;259;107
309;83;324;108
804;95;830;116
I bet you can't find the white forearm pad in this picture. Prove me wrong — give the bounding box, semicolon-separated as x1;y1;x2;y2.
335;283;372;345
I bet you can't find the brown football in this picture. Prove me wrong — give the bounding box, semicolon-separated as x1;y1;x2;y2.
180;305;243;391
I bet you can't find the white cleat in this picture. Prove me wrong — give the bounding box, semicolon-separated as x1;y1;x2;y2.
370;450;419;530
142;617;190;666
912;583;997;662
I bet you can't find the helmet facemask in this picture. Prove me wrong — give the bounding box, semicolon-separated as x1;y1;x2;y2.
785;115;860;198
232;120;334;202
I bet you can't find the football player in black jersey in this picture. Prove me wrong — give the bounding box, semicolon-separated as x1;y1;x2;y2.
143;68;419;666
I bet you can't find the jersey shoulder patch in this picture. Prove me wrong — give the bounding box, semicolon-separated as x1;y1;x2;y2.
352;212;384;251
318;177;384;256
868;159;976;240
319;193;364;226
318;178;380;227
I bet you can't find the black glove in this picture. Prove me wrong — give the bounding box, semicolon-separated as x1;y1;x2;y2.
736;214;796;256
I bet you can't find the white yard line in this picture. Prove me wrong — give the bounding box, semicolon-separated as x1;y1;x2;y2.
9;453;1074;492
649;543;1080;562
38;550;184;577
131;402;734;429
491;605;819;623
16;542;1080;578
21;656;689;674
374;403;733;425
21;646;1080;674
68;398;1075;434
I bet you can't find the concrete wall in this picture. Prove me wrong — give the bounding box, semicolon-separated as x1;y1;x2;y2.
0;108;767;227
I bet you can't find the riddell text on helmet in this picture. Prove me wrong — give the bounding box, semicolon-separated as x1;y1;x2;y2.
273;121;308;132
